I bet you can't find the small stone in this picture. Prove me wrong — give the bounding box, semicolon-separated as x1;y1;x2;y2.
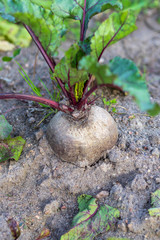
35;129;44;141
129;144;136;152
44;200;60;215
128;222;134;232
108;149;120;163
39;147;45;155
100;163;112;172
130;118;143;130
147;179;152;184
28;117;36;124
149;135;160;146
127;220;141;233
131;175;147;191
61;206;67;210
152;148;160;158
96;191;109;199
143;57;150;65
118;220;127;233
110;183;124;201
155;178;160;184
156;229;160;237
99;58;105;63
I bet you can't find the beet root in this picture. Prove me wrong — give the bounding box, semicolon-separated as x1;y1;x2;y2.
46;105;118;167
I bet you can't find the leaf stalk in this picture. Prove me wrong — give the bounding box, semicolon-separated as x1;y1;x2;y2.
0;93;73;113
80;0;87;41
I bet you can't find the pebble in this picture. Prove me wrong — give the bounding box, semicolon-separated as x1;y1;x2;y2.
152;148;160;158
131;175;147;191
108;149;120;163
38;147;45;155
129;144;137;152
156;228;160;237
155;178;160;184
35;129;44;141
127;222;133;232
110;183;124;201
100;163;112;172
43;200;60;215
28;117;36;124
130;118;143;130
99;58;105;63
96;191;109;199
118;220;127;233
149;135;160;146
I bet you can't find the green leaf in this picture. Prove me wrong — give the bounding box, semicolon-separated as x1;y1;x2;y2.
2;56;13;62
60;194;120;240
2;48;21;62
0;143;11;162
52;0;122;37
91;10;137;59
80;55;160;116
79;55;116;84
108;56;160;116
72;195;98;226
0;115;12;140
148;189;160;217
54;59;88;86
36;229;51;240
13;48;21;57
54;44;88;86
0;136;26;162
77;194;93;211
7;136;26;161
78;36;92;55
0;17;31;48
0;0;66;57
122;0;150;14
31;0;52;9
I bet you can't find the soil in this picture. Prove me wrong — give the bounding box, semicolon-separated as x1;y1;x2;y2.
0;11;160;240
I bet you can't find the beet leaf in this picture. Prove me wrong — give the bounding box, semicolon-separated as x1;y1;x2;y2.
53;44;88;86
109;57;160;116
52;0;122;41
79;55;116;85
0;115;26;162
0;136;26;162
79;56;160;116
60;194;120;240
31;0;52;9
0;115;12;140
91;10;137;60
36;229;51;240
148;189;160;217
0;0;66;58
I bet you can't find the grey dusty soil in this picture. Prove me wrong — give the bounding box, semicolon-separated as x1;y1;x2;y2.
0;11;160;240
